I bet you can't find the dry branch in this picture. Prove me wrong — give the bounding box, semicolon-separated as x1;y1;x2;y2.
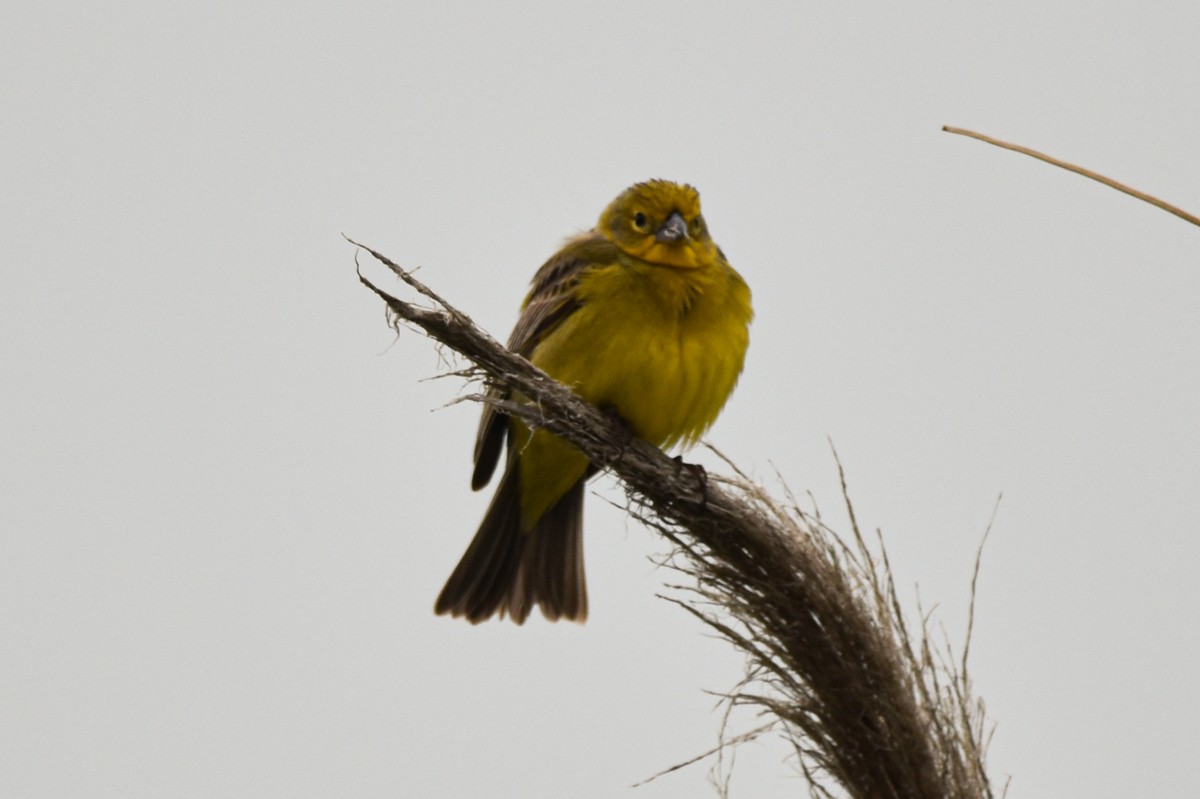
943;126;1200;229
354;238;996;798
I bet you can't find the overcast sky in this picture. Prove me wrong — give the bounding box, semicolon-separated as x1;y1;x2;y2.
3;2;1198;797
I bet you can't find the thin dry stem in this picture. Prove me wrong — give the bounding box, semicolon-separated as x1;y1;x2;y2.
943;126;1200;229
631;721;777;789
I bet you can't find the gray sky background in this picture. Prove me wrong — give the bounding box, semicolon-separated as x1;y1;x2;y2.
3;2;1198;797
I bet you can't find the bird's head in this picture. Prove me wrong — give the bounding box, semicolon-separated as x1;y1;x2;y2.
598;180;719;269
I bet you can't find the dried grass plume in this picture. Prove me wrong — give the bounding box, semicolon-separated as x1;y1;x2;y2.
354;239;999;798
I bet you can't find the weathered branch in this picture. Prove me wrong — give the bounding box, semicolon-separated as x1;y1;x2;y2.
354;237;995;799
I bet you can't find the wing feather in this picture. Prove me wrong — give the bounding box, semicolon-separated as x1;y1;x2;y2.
470;233;616;489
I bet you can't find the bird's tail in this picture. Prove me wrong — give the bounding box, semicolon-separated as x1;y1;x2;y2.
434;469;588;624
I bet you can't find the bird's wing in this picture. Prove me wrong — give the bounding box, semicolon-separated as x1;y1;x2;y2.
470;233;613;490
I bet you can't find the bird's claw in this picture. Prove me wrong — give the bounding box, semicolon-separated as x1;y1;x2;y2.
672;455;709;510
602;407;636;463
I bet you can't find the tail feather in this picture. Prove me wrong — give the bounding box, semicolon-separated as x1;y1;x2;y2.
434;470;587;624
518;478;588;622
433;469;524;622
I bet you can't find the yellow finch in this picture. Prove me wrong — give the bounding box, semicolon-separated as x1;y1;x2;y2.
435;180;752;624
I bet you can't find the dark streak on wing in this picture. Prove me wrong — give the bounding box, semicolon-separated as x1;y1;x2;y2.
470;232;615;490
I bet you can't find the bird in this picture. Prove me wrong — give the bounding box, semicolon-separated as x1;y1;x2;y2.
434;179;753;624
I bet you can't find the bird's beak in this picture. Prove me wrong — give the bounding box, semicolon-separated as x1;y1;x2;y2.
655;212;689;243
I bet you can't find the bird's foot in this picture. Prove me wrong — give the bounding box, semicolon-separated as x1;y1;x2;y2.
601;407;637;463
672;455;709;510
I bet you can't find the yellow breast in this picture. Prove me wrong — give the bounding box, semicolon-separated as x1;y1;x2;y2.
531;256;752;449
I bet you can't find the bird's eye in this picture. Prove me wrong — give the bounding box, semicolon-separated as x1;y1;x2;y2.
691;215;705;234
632;211;648;231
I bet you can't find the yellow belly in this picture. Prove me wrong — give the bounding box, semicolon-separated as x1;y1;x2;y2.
515;257;751;526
